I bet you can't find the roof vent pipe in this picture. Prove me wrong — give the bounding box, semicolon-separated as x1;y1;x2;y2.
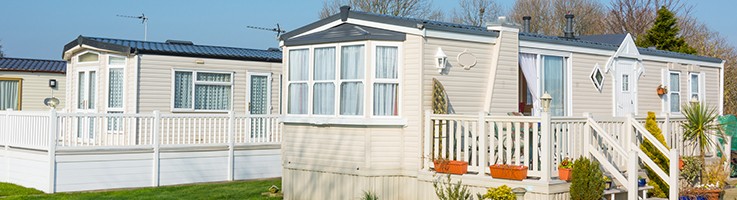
522;16;531;33
340;6;351;22
564;13;574;39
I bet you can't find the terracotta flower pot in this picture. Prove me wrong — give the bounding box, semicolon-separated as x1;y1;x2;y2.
433;160;468;175
679;157;684;170
558;167;572;181
489;164;528;180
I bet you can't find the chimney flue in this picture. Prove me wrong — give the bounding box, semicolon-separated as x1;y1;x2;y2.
522;16;531;33
564;13;574;39
340;6;351;22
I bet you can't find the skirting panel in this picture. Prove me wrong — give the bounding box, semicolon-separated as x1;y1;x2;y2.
55;153;153;192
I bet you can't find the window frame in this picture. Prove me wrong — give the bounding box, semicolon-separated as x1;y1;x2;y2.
246;71;273;115
76;50;101;64
538;54;570;116
284;41;403;122
170;68;235;112
668;71;681;114
106;55;127;113
688;72;704;102
0;77;22;110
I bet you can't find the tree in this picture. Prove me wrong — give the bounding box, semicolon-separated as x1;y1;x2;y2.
449;0;504;27
636;6;696;54
681;102;727;168
640;111;669;198
569;156;605;200
603;0;693;39
318;0;443;20
0;39;4;57
509;0;605;36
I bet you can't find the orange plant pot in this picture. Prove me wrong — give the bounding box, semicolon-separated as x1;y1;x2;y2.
558;167;572;181
489;164;528;180
433;160;468;175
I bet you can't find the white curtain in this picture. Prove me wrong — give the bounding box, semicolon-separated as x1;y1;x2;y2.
289;49;309;81
519;53;539;116
313;47;335;115
340;45;365;115
195;85;230;110
289;83;308;114
250;76;268;114
374;46;398;116
375;46;398;79
0;80;19;110
88;71;96;109
173;72;193;109
108;68;124;108
543;56;565;116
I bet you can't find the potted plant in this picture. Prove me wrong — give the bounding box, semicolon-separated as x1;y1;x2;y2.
558;157;573;181
603;176;612;189
638;176;646;187
657;85;668;95
433;157;468;175
489;164;528;180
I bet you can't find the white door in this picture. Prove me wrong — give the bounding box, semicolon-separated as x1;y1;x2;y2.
247;72;271;139
77;69;97;140
615;59;637;116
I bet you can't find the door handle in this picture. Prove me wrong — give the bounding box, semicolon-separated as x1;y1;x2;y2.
248;102;251;111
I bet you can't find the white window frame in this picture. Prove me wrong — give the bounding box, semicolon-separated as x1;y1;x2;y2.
370;41;402;118
688;72;704;102
622;74;630;92
668;71;681;114
76;66;99;112
537;54;571;116
76;50;101;64
170;69;234;112
284;41;404;125
106;55;127;112
589;63;605;92
246;71;272;115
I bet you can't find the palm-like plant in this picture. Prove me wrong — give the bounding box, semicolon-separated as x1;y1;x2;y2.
681;102;727;164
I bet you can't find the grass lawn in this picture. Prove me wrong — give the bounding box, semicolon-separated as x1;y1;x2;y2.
1;179;283;200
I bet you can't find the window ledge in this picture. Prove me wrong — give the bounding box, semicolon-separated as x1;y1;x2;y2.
281;117;407;127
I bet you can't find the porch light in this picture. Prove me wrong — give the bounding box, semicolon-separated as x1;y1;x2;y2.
690;96;699;105
541;91;552;112
435;47;447;73
44;97;59;109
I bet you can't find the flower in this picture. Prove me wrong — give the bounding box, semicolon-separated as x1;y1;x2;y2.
559;157;572;169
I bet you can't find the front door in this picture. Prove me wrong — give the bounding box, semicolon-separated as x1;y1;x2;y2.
247;72;271;139
77;69;97;140
615;59;637;116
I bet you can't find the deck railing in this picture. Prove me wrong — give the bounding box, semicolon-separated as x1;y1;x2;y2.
1;109;282;149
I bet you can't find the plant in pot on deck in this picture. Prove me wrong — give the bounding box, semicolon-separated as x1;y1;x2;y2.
433;157;469;175
558;157;573;181
570;156;605;200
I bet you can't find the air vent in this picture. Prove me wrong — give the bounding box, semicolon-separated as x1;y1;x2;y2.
165;40;194;45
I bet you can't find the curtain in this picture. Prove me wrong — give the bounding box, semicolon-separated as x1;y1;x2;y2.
108;68;124;108
195;85;230;110
340;82;363;115
519;53;539;116
289;49;309;81
374;83;397;116
174;72;193;109
289;83;308;114
542;56;565;116
250;76;269;114
88;71;96;109
670;73;680;112
78;72;85;109
313;47;336;115
691;74;699;100
197;72;231;82
375;46;398;79
0;80;19;110
341;45;365;79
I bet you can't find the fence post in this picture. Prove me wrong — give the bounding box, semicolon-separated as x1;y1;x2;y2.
423;110;431;171
152;110;160;187
228;111;235;181
540;111;551;182
48;109;57;193
669;149;679;200
625;113;634;151
478;111;486;177
5;108;11;182
664;113;671;147
628;150;639;200
583;112;592;159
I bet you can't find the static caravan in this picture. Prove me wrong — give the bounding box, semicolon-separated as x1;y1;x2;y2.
278;6;723;199
0;57;66;111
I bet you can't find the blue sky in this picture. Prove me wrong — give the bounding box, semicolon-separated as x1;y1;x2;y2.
0;0;734;61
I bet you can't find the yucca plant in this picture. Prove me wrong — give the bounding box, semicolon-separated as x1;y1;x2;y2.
681;102;728;165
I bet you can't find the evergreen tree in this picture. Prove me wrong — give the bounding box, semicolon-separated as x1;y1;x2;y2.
636;6;696;55
640;111;669;198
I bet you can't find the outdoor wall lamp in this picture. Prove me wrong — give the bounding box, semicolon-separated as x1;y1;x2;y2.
541;91;552;112
435;47;447;73
49;79;57;88
44;97;59;109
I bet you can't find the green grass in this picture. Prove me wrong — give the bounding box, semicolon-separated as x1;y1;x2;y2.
0;182;44;196
2;179;283;200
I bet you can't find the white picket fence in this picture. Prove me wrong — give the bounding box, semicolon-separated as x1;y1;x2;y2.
1;109;282;149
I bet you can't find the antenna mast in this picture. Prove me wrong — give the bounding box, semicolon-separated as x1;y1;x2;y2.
246;23;287;40
117;13;149;41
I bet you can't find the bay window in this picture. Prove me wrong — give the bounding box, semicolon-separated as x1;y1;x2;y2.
286;41;401;119
172;70;233;111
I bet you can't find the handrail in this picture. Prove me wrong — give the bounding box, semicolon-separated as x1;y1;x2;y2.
589;146;629;191
630;117;671;159
638;152;670;182
587;118;628;157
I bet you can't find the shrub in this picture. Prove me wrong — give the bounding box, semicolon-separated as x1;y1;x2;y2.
477;185;515;200
680;156;703;187
702;159;728;189
359;190;379;200
570;156;605;200
639;111;670;198
433;174;471;200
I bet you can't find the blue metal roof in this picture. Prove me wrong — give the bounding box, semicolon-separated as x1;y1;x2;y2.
0;57;66;73
64;36;282;62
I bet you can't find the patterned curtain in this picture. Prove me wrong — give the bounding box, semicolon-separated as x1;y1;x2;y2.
313;47;335;115
174;72;193;109
195;85;230;110
0;80;19;110
108;68;124;108
88;71;96;109
250;76;268;114
78;72;85;109
340;45;364;115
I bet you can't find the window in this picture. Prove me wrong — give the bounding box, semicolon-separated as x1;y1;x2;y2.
286;41;401;118
0;78;21;110
689;73;701;101
590;64;604;91
669;71;680;113
622;74;629;92
172;70;233;111
107;56;125;110
78;52;99;63
541;55;567;116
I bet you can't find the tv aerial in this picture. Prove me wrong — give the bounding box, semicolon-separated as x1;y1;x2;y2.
246;23;287;40
117;13;149;41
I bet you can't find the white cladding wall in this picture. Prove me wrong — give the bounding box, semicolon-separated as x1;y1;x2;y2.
489;31;520;116
639;60;668;115
55;152;153;192
5;149;49;193
401;34;423;172
570;53;613;116
137;55;282;114
0;71;66;111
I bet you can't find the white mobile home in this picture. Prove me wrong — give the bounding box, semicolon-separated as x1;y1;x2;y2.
278;6;724;199
0;57;66;111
